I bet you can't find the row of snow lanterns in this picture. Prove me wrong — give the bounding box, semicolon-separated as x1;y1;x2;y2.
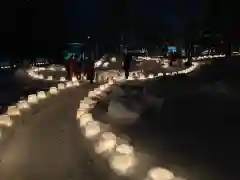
94;62;199;83
28;58;200;83
77;81;138;176
101;61;199;82
29;68;87;82
76;80;185;180
138;54;225;61
193;54;225;61
35;62;48;65
32;66;66;72
31;66;66;73
124;62;199;80
28;67;67;82
94;57;117;68
0;80;79;139
29;64;197;84
0;65;12;69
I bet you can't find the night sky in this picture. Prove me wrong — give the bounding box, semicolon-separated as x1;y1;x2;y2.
65;0;205;42
0;0;238;56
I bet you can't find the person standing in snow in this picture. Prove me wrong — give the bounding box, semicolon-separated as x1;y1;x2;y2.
86;51;95;84
123;53;132;79
66;55;75;80
74;55;83;80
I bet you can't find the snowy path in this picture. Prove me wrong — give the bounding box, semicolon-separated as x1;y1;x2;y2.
0;84;105;180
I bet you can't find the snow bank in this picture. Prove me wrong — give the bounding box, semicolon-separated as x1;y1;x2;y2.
108;100;139;122
105;84;165;124
144;95;165;110
200;82;230;95
109;86;126;98
14;69;28;78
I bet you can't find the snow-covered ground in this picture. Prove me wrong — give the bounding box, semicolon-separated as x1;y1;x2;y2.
0;83;108;180
0;69;57;114
99;85;164;125
91;59;240;180
0;54;232;180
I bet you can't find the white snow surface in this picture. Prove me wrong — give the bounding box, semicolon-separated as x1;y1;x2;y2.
14;69;28;78
199;82;230;95
106;85;164;124
108;100;140;121
108;86;126;99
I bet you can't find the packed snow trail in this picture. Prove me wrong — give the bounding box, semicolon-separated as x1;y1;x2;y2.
0;84;105;180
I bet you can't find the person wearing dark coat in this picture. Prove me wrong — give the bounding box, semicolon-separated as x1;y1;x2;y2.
86;60;94;83
74;55;83;80
66;55;75;80
84;52;95;84
123;54;132;79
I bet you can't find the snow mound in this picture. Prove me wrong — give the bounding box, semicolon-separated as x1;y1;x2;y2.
200;82;230;95
108;100;139;122
110;86;126;98
14;69;27;78
102;86;126;102
144;95;165;109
